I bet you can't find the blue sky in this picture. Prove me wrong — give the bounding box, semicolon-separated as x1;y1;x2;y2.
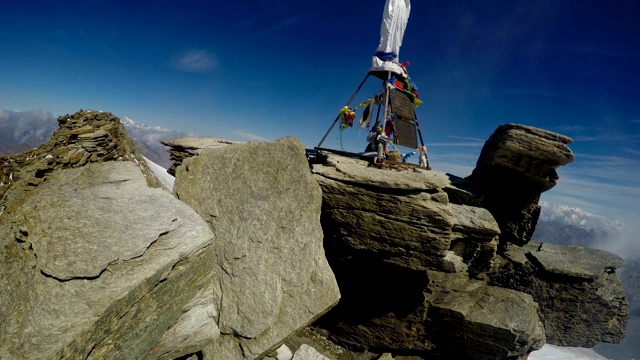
1;0;639;223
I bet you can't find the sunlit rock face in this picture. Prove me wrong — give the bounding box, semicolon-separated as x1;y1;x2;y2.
173;136;340;360
0;112;339;360
0;111;215;359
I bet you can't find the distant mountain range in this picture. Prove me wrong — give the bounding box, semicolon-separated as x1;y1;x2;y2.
0;109;58;155
0;109;189;168
534;201;623;248
118;116;191;168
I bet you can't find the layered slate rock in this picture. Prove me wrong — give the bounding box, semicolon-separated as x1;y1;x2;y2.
310;121;626;359
311;152;544;359
313;154;500;276
1;113;339;360
0;111;221;359
173;136;340;360
424;271;545;359
467;124;574;248
490;242;628;347
160;137;243;176
0;161;215;359
0;110;163;204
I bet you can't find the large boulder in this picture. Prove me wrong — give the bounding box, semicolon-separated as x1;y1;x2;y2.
1;112;340;360
309;127;626;359
172;136;340;360
0;111;221;360
468;124;574;248
490;242;628;347
0;160;215;359
313;154;500;276
311;152;544;359
424;271;545;360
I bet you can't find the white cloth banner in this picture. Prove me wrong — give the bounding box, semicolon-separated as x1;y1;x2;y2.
376;0;411;60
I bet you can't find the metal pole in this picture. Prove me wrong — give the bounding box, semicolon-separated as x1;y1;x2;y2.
379;71;392;139
317;73;371;148
413;110;424;146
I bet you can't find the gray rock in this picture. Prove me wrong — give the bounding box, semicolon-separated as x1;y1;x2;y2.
173;136;340;359
490;242;628;347
528;242;625;281
424;271;545;359
0;161;215;359
309;145;625;359
471;123;574;193
312;152;500;275
148;283;220;360
467;124;575;248
0;110;164;203
160;136;244;176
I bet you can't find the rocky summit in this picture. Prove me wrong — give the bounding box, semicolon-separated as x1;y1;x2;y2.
0;110;338;360
307;123;626;359
0;112;629;360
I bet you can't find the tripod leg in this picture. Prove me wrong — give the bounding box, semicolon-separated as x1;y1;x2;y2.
317;73;371;148
414;112;430;169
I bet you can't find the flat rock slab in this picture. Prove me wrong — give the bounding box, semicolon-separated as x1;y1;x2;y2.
527;242;625;281
161;137;243;151
312;153;452;191
494;243;628;346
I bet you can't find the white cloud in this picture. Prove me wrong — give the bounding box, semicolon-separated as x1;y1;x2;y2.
539;201;622;233
592;217;640;261
446;135;486;142
621;147;640;156
0;108;57;151
173;49;216;72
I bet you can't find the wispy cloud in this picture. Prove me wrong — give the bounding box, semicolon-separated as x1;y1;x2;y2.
573;134;640;142
428;142;484;147
264;17;299;33
554;124;593;133
267;17;300;31
621;148;640;156
545;154;640;221
446;135;485;142
506;88;575;99
233;131;269;142
173;49;216;72
428;150;478;177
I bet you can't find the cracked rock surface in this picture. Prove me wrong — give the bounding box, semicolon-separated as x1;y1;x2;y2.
0;111;217;359
173;136;340;360
0;161;214;359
